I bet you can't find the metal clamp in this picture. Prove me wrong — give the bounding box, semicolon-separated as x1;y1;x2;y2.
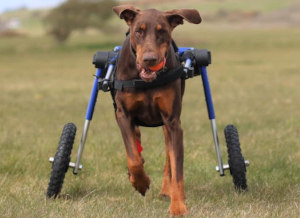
216;160;250;172
49;157;83;170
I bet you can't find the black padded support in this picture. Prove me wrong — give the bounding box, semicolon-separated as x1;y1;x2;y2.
180;49;211;66
93;51;118;69
114;65;184;91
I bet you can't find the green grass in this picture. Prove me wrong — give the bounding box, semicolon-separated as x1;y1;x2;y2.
0;2;300;217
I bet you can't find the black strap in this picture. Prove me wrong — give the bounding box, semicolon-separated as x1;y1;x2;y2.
114;65;184;91
134;119;164;127
172;39;179;53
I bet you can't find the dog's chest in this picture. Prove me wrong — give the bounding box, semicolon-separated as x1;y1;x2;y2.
118;88;175;120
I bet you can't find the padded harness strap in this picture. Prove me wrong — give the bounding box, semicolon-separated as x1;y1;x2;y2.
114;65;184;91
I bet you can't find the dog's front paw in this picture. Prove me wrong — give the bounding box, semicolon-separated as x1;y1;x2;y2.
159;193;170;200
159;182;171;199
159;188;171;199
169;201;189;216
129;173;150;196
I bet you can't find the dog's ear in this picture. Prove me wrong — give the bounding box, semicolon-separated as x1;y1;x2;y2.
113;5;141;26
164;9;201;29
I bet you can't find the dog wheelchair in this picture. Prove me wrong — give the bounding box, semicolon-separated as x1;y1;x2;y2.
46;46;249;198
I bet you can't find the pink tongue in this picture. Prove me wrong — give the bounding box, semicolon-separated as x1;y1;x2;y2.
140;69;156;81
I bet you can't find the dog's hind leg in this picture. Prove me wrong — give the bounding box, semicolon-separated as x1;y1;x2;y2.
116;112;150;196
160;125;172;199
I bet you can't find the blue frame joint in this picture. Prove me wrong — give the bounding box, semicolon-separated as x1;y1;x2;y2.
178;47;194;56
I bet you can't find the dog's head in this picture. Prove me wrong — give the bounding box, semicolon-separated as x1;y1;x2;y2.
113;5;201;82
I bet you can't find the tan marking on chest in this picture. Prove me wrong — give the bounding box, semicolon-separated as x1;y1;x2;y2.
154;88;175;116
122;92;147;111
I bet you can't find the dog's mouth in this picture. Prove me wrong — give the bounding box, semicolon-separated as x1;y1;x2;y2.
137;57;166;82
139;68;157;82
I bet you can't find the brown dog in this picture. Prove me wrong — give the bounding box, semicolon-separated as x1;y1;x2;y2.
112;5;201;215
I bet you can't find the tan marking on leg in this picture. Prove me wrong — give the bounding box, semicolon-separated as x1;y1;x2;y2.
169;149;188;215
162;119;187;215
160;126;171;198
127;156;150;196
115;106;150;196
127;128;148;196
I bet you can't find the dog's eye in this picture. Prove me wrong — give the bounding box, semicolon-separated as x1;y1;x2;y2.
157;28;166;34
156;28;169;43
157;28;168;37
135;28;143;37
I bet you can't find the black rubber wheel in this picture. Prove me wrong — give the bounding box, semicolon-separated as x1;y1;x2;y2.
46;123;76;198
224;125;247;190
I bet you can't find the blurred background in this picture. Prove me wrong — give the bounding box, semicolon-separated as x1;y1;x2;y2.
0;0;299;217
1;0;299;47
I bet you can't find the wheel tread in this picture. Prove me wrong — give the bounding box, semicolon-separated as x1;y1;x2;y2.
224;125;247;190
46;123;76;198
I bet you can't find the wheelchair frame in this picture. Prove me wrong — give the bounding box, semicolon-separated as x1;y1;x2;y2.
47;46;249;198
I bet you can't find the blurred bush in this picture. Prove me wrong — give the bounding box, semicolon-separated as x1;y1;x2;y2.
44;0;117;42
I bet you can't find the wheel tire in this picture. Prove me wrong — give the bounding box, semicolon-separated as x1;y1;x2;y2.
224;125;247;190
46;123;76;198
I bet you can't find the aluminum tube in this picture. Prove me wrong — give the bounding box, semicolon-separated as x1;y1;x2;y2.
210;119;224;176
102;64;114;91
184;58;192;68
73;119;90;174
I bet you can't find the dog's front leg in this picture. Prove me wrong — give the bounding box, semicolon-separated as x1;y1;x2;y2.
116;109;150;196
160;125;172;198
164;119;188;215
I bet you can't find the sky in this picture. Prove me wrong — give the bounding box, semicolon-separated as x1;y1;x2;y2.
0;0;65;13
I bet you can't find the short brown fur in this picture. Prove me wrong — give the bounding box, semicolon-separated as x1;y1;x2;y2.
112;5;201;216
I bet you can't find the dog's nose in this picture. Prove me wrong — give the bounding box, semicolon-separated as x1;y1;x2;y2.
142;52;158;66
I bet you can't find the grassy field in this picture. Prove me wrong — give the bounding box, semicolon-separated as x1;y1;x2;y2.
0;1;300;217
